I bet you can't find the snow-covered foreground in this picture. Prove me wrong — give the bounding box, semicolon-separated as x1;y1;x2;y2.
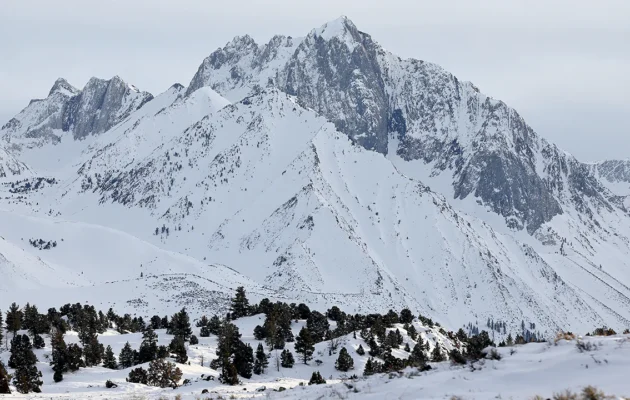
1;315;629;399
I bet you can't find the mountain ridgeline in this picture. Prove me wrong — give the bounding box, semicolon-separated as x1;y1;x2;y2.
1;16;629;336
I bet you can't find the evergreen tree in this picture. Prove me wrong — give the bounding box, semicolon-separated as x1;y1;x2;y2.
119;342;135;369
190;335;199;345
449;348;467;365
431;345;445;362
280;349;294;368
6;303;22;338
169;337;188;364
66;344;85;371
356;344;365;356
335;347;354;371
253;343;268;375
294;327;315;364
150;315;162;329
253;325;265;340
32;334;45;349
400;308;414;324
10;335;42;394
50;328;67;382
215;322;240;385
230;286;250;319
147;358;182;388
306;311;329;341
127;367;148;384
22;303;38;333
404;342;411;352
409;343;427;367
0;314;3;350
200;326;211;337
234;342;254;379
168;308;192;341
363;357;376;376
308;371;326;385
83;336;104;367
0;361;10;394
196;315;209;328
103;345;118;369
506;333;514;346
207;315;222;335
138;327;158;363
157;345;169;359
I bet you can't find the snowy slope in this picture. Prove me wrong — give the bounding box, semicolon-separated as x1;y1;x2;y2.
1;317;628;399
6;89;621;334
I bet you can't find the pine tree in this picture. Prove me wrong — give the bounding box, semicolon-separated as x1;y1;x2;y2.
169;337;188;364
335;347;354;371
119;342;135;369
207;315;222;335
400;308;414;324
10;335;42;394
50;328;67;382
190;335;199;345
506;333;514;346
431;345;445;362
0;361;11;394
127;367;148;384
306;311;329;341
294;327;315;364
168;308;192;341
138;327;158;363
5;303;22;338
404;342;411;352
449;348;467;365
280;349;295;368
407;324;418;341
363;357;376;376
147;358;182;388
200;326;211;337
356;344;365;356
253;343;268;375
103;345;118;369
66;344;85;371
83;336;104;367
234;342;254;379
0;313;3;350
409;343;427;367
308;371;326;385
230;286;250;319
31;334;44;349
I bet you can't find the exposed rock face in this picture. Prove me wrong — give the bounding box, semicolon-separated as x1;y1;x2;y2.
181;16;619;234
63;76;153;140
0;146;30;178
1;76;153;148
278;18;389;153
590;160;630;183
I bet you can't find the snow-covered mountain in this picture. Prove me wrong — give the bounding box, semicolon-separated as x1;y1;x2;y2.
1;16;629;336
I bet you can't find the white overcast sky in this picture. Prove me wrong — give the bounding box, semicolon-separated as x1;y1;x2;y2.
1;0;628;161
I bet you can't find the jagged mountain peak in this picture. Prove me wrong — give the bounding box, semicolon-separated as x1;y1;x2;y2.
309;15;363;46
48;77;79;97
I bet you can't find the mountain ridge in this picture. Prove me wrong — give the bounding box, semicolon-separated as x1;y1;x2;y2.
0;17;629;336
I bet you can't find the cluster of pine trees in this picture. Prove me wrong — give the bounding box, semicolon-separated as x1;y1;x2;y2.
0;286;513;394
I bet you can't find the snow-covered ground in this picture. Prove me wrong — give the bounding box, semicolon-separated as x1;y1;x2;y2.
1;316;628;399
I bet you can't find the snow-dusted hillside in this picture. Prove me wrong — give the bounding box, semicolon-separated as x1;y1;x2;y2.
1;16;630;339
1;315;628;399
